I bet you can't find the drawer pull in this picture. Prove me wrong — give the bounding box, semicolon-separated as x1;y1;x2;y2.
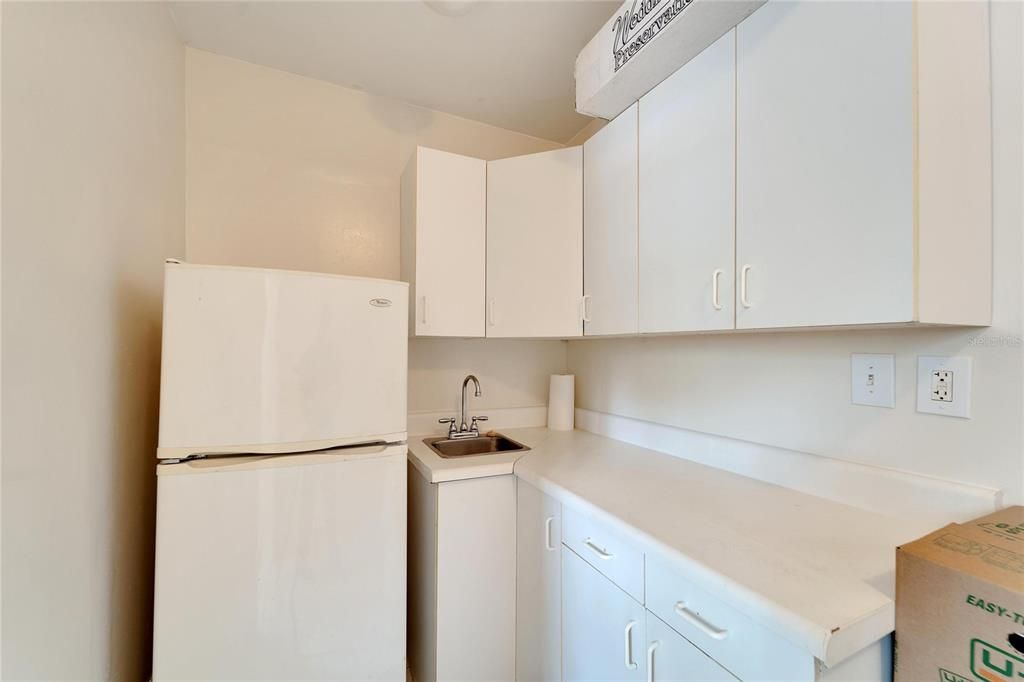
544;517;556;551
623;620;638;670
583;538;614;560
646;641;659;682
673;601;729;640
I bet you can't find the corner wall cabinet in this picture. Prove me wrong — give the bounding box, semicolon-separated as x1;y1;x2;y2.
400;147;487;337
487;147;584;338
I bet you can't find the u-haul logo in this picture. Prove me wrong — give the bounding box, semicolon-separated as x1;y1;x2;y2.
971;639;1024;682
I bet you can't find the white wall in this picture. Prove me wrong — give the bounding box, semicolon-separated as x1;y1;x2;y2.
1;3;185;678
568;0;1024;506
185;48;569;417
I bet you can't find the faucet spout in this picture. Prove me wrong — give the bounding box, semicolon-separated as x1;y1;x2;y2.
460;374;482;433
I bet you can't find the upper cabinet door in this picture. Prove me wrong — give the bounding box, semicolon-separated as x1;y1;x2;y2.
401;147;486;337
638;30;736;334
735;1;914;329
487;148;583;338
584;104;638;336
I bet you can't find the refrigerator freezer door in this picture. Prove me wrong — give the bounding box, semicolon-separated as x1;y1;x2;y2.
152;444;407;680
158;263;408;459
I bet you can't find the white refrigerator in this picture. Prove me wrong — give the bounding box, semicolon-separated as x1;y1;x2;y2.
152;261;408;681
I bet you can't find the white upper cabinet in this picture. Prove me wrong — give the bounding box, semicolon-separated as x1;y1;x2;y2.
735;0;991;329
401;147;486;337
639;30;736;334
487;147;584;338
584;103;638;336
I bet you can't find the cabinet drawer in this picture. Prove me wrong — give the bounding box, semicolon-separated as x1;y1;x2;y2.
563;506;644;602
645;553;812;681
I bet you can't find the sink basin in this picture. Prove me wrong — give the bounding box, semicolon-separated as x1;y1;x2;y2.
424;434;530;459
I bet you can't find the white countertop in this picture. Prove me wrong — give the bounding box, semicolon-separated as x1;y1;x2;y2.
407;426;935;667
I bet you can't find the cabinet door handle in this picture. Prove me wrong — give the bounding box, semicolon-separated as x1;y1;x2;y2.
740;265;752;309
646;641;660;682
544;517;556;551
673;601;729;640
583;538;614;560
711;269;723;310
420;295;428;324
580;295;591;323
487;298;496;326
623;620;638;670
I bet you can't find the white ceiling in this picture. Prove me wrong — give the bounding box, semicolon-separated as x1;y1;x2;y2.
170;1;620;143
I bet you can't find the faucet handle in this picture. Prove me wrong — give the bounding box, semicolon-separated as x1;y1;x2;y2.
438;417;457;435
470;416;489;431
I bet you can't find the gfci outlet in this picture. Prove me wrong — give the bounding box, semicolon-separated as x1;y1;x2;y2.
917;356;972;418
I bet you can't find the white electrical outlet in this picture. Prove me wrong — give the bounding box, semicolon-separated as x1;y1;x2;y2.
851;353;895;408
931;370;953;402
917;356;971;418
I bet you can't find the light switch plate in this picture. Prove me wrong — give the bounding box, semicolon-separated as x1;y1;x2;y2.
851;354;895;408
917;356;972;418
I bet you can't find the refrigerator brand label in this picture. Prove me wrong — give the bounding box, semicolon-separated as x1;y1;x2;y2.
369;298;393;308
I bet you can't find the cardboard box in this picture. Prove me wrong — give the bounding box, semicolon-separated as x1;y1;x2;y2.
895;506;1024;682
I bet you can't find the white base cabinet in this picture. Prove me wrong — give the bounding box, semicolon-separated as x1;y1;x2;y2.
515;481;893;682
562;548;646;682
645;612;735;682
409;465;515;682
516;480;562;682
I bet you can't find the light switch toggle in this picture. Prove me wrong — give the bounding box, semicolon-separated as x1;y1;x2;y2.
851;354;895;408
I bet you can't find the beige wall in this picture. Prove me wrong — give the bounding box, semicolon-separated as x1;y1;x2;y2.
185;48;569;415
569;0;1024;505
1;3;185;679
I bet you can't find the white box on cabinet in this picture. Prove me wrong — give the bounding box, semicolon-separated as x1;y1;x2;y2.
401;146;487;337
487;147;584;338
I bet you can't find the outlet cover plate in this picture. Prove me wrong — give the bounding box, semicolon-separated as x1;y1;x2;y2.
917;356;972;418
851;354;895;408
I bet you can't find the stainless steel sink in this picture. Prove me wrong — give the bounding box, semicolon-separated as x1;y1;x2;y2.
423;434;530;459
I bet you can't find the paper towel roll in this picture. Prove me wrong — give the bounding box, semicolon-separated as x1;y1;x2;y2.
547;374;575;431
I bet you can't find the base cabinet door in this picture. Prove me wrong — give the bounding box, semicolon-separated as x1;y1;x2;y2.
563;548;646;682
516;481;562;682
645;612;736;682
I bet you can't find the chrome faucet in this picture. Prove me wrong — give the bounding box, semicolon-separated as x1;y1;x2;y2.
438;374;488;439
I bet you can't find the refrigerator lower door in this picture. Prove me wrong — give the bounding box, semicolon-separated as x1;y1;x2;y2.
152;443;406;681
